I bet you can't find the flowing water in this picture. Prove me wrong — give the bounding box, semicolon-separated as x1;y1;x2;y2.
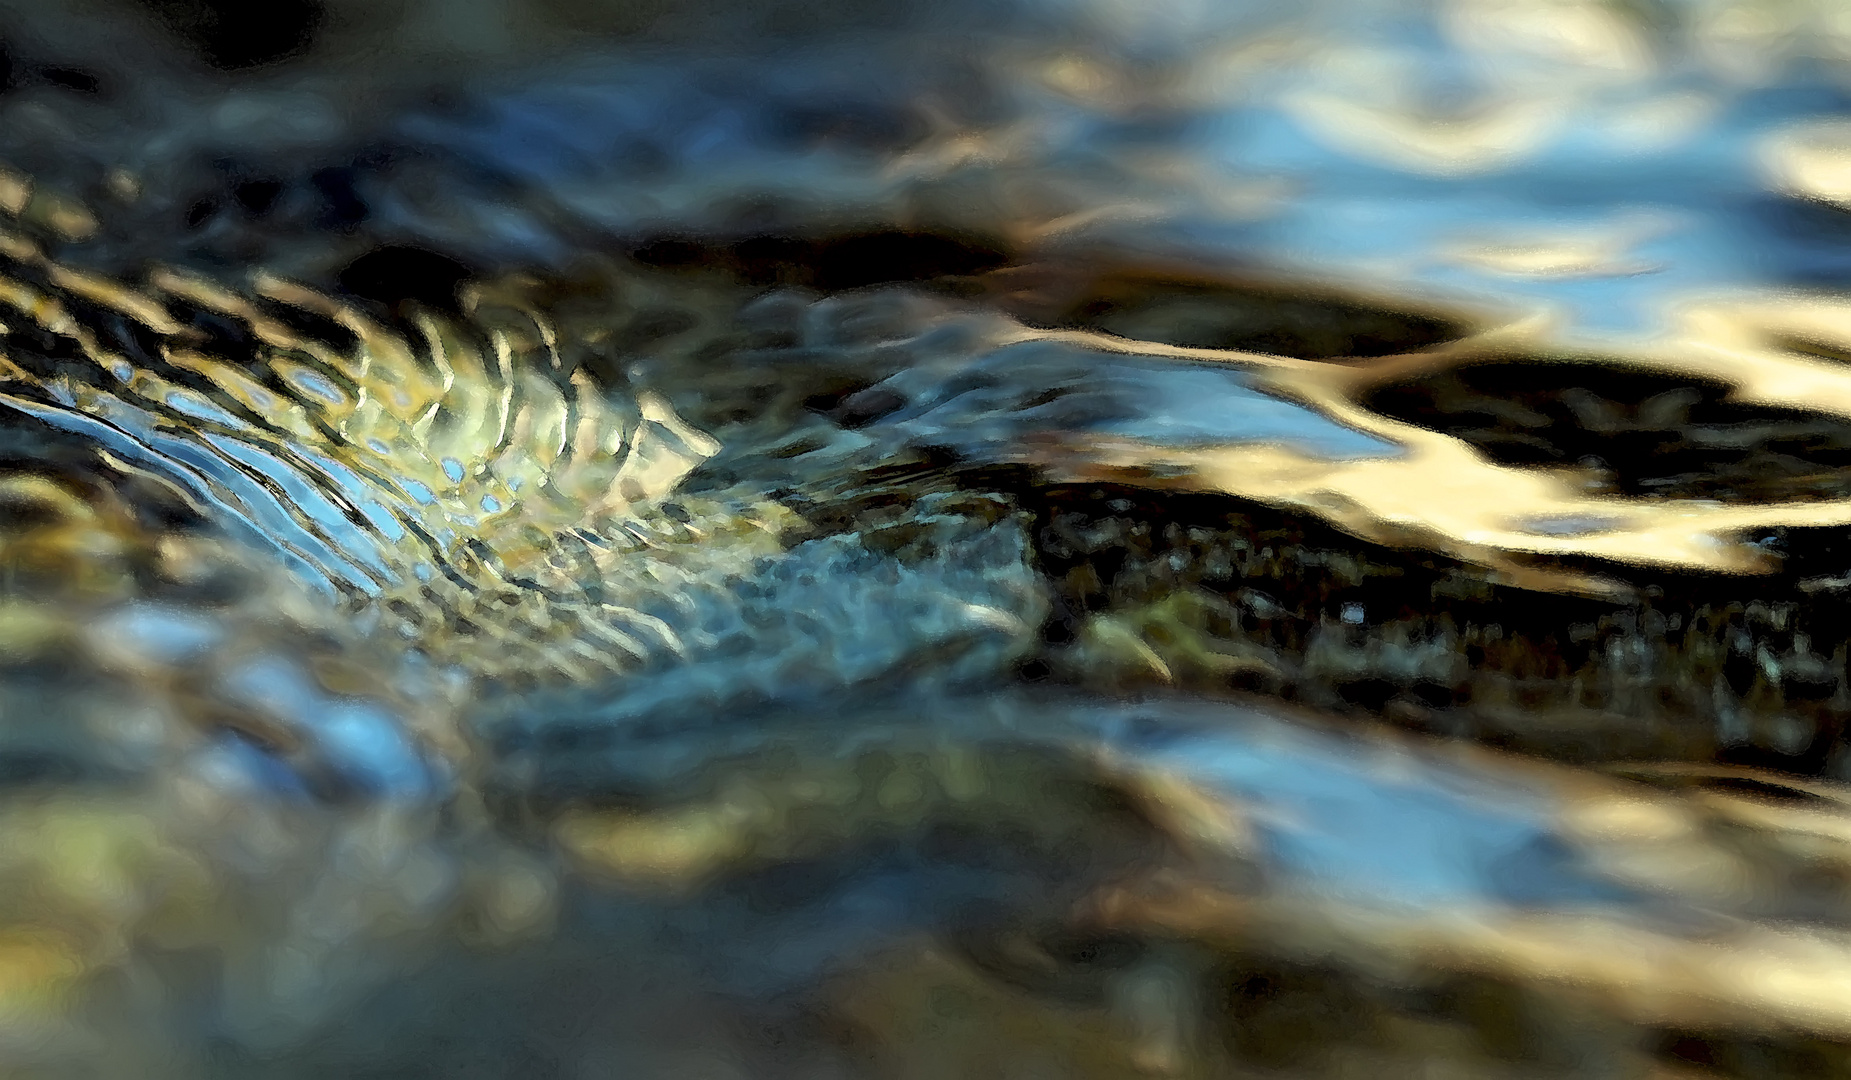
10;1;1851;1076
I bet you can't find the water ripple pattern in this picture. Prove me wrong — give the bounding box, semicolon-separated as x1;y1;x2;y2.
0;230;729;687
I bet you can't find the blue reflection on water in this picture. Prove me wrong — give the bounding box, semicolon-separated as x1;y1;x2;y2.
1099;702;1630;911
388;24;1851;344
221;656;434;799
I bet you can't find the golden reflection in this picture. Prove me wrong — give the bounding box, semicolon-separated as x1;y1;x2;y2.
1440;216;1668;279
1281;89;1567;177
1761;119;1851;208
970;268;1851;597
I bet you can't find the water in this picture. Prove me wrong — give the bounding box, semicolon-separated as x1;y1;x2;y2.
7;1;1851;1076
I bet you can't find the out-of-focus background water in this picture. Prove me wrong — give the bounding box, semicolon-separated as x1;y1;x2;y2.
17;0;1851;328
